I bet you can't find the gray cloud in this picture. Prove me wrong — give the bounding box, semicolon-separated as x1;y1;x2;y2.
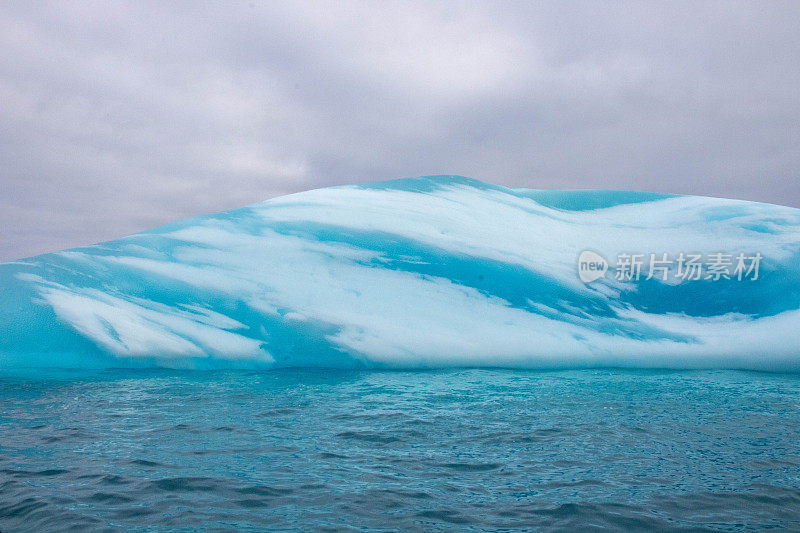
2;0;800;261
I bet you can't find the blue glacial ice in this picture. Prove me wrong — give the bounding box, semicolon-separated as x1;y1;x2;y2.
1;175;799;370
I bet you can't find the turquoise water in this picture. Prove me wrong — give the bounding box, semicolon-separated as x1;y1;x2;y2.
2;369;800;531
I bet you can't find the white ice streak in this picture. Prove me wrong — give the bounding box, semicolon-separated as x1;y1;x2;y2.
8;178;800;369
39;284;269;361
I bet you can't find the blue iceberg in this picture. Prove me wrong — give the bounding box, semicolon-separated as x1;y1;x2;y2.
1;175;799;370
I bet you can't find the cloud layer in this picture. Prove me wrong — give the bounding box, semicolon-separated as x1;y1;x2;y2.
2;1;800;260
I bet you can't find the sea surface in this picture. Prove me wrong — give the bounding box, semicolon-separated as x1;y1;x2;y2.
2;368;800;531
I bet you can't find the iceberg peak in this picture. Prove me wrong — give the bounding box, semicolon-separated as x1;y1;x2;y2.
2;177;799;371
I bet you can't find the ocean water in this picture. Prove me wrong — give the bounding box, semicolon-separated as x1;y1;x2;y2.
2;369;800;531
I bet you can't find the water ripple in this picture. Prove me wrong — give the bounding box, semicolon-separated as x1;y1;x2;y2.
2;368;800;530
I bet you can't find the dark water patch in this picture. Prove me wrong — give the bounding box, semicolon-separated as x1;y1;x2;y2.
128;459;165;468
235;498;270;509
335;431;403;444
650;486;800;523
437;462;502;472
255;406;298;416
541;479;614;489
0;496;49;519
384;488;433;500
524;502;694;531
151;476;220;493
318;452;350;460
234;485;294;497
85;491;134;504
99;474;131;486
111;506;155;520
0;467;70;478
0;496;104;532
416;509;473;525
37;468;70;477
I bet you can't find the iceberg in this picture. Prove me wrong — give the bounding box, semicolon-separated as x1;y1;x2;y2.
1;175;799;370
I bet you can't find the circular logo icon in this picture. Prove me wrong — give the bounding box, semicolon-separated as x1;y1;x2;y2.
577;250;608;283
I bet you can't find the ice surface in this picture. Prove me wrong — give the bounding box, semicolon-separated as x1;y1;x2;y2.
2;175;799;370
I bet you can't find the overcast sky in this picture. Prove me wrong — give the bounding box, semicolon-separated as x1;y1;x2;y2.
2;1;800;261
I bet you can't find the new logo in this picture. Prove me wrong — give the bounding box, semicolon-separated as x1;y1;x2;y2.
577;250;608;283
